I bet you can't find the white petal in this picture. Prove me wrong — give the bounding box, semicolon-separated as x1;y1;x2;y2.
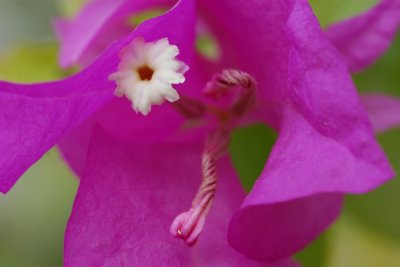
109;37;187;115
155;71;185;84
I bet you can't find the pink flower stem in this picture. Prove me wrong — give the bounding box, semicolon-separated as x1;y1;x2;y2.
170;129;230;246
204;69;257;117
170;69;256;246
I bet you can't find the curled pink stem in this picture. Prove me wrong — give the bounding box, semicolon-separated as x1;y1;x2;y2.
204;69;257;117
170;129;230;246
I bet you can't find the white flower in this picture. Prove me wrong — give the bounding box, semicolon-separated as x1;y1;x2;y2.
109;38;188;115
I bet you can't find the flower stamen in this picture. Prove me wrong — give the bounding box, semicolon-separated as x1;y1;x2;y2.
169;69;257;246
170;129;230;246
172;96;206;120
204;69;257;117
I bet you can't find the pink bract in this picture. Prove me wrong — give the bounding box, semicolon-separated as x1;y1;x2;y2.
326;0;400;73
326;0;400;133
1;0;397;265
361;93;400;133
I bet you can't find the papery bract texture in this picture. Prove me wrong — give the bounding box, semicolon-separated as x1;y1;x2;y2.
64;127;297;267
0;75;113;193
0;0;195;192
56;0;174;67
326;0;400;72
1;0;395;264
200;0;394;260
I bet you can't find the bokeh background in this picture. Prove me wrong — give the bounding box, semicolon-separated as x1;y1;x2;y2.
0;1;399;266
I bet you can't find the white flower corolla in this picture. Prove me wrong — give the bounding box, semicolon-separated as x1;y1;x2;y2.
109;38;188;115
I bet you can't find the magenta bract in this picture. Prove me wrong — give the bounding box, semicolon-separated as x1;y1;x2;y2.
1;0;398;265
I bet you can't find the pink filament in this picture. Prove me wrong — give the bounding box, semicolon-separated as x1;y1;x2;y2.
170;69;256;246
204;69;257;116
170;130;230;246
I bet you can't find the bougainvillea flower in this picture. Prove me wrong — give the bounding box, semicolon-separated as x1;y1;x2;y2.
326;0;400;132
0;0;395;265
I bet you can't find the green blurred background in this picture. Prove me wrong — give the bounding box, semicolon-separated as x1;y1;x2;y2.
0;1;399;266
